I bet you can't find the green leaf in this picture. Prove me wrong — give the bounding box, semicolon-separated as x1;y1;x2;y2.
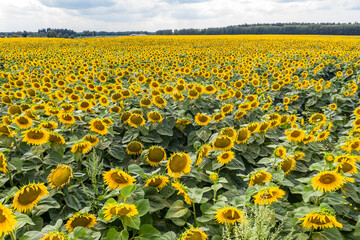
120;185;136;199
128;164;147;178
159;232;176;240
165;200;189;219
135;199;150;217
139;224;160;238
122;215;141;230
302;185;323;203
354;220;360;237
196;128;211;141
122;130;139;143
19;231;44;240
119;230;129;240
15;213;35;229
107;144;126;160
312;227;343;240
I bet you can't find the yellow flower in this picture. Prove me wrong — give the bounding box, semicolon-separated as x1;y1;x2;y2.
89;119;108;135
14;115;32;129
103;169;136;190
180;227;208;240
40;231;67;240
278;157;296;175
22;128;49;145
195;113;211;126
299;211;342;230
285;129;305;142
217;151;234;164
167;152;192;179
145;175;169;190
12;183;49;212
249;170;272;186
48;132;66;145
312;171;345;193
214;207;244;225
0;152;9;174
195;144;212;166
172;181;192;204
71;141;92;154
58;113;76;125
253;187;285;205
220;127;236;141
153;95;167;107
65;212;97;233
329;103;337;111
0;203;17;236
213;135;234;150
47;165;73;189
146;146;166;166
235;128;250;144
128;113;146;128
274;146;286;158
39;121;58;130
103;203;139;221
82;134;99;146
126;141;143;155
147;111;163;123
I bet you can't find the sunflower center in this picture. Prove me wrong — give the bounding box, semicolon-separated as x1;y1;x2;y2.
111;172;128;184
28;130;45;139
94;121;105;130
51;168;72;187
237;130;248;141
70;216;92;229
149;113;161;121
281;159;293;172
170;155;187;172
291;131;301;137
17;117;29;124
0;209;6;223
252;173;266;185
223;210;240;220
186;232;202;240
130;115;143;124
198;115;208;122
319;174;336;184
128;143;142;152
148;148;165;162
117;207;132;216
310;215;331;225
214;137;231;149
339;163;353;173
18;187;42;205
62;115;73;121
148;178;163;187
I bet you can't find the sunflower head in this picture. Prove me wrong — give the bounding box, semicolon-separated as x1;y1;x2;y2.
126;141;143;155
213;135;234;150
65;212;97;233
146;146;166;166
274;146;286;159
82;134;99;146
249;170;272;186
167;152;192;179
128;113;146;128
253;187;285;205
145;175;169;190
217;151;234;164
0;152;9;174
180;227;208;240
195;113;211;126
103;203;139;221
0;203;17;236
48;165;73;189
12;183;49;212
103;169;136;190
285;128;305;142
40;231;67;240
71;141;92;154
299;211;343;230
215;207;244;225
172;181;192;204
22;128;49;145
89;119;108;135
278;157;296;175
312;171;345;193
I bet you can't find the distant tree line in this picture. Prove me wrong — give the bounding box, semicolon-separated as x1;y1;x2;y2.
156;22;360;35
0;28;154;38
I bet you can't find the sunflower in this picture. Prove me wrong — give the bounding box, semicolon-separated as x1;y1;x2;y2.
285;129;305;142
103;203;139;221
180;227;208;240
82;134;99;146
235;128;250;144
48;165;73;189
312;171;345;193
221;104;234;114
213;135;234;150
234;110;246;120
217;151;234;164
195;113;211;126
65;212;97;233
309;113;326;125
214;207;244;225
58;113;75;125
22;128;49;145
0;152;8;174
128;113;146;128
247;122;260;134
145;175;169;190
8;105;22;116
14;115;32;129
278;157;296;175
0;203;17;236
212;112;225;122
147;111;163;123
354;107;360;116
172;181;192;204
40;231;67;240
316;131;330;142
71;141;92;154
12;183;49;212
153;96;167;107
336;160;358;175
329;103;337;111
39;121;58;130
302;134;315;144
253;187;286;205
89;119;108;135
249;170;272;186
78;100;92;111
126;141;143;155
220;127;236;141
259;121;270;133
299;211;343;230
146;146;166;166
48;132;66;145
167;152;192;179
103;169;136;190
196;144;212;166
274;146;286;159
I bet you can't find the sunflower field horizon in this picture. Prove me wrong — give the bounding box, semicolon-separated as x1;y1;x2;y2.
0;35;360;239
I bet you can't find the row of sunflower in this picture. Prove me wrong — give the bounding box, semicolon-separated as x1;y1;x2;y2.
0;35;359;239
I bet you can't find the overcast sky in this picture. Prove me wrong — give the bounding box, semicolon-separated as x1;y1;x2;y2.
1;0;359;32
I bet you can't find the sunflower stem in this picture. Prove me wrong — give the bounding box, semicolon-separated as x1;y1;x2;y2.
9;231;16;240
213;183;217;203
309;227;314;239
8;172;14;187
192;201;198;227
271;156;277;175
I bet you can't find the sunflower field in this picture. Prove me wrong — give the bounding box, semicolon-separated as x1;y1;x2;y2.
0;35;360;240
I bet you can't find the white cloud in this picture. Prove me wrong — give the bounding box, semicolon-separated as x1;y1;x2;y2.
0;0;359;32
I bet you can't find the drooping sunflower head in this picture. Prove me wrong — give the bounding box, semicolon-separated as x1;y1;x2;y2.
214;207;244;225
82;134;99;146
147;111;163;123
336;160;358;175
285;128;305;142
249;170;272;186
126;141;143;155
146;146;166;166
172;180;192;204
58;113;75;125
259;121;270;133
274;146;286;159
195;144;212;166
247;122;260;134
48;132;66;145
48;164;73;189
212;112;225;122
103;169;136;190
309;113;326;125
213;135;234;151
312;171;345;193
145;175;169;190
180;227;208;240
22;128;49;145
221;104;234;114
128;113;146;128
278;157;296;175
103;203;139;221
217;151;234;164
14;115;32;129
253;187;285;205
0;152;9;174
195;113;211;126
8;105;22;116
39;121;58;130
153;95;167;107
299;211;343;230
220;127;236;141
12;183;49;213
71;141;92;154
167;152;192;179
0;203;17;236
40;231;67;240
65;212;97;233
89;119;108;135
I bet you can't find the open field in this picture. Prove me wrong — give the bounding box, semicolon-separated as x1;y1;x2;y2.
0;35;360;239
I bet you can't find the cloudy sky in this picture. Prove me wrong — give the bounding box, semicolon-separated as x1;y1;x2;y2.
1;0;359;32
